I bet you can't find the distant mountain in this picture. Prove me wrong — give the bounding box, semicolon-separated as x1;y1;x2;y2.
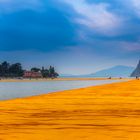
60;65;134;78
131;60;140;77
88;65;134;77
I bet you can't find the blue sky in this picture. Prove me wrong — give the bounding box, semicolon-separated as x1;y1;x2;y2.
0;0;140;74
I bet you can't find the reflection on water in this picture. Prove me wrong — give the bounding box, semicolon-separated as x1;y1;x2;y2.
0;80;120;100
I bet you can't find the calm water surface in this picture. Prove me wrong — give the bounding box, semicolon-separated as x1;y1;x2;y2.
0;80;121;100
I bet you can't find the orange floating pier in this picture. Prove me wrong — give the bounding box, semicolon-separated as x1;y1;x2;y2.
0;80;140;140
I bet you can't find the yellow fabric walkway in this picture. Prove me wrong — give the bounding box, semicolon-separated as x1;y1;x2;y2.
0;80;140;140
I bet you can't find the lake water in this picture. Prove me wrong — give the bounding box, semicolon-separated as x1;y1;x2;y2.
0;80;121;100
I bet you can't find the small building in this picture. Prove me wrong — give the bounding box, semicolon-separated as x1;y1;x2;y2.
23;71;42;78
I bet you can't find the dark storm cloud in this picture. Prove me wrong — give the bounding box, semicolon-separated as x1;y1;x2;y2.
0;0;140;74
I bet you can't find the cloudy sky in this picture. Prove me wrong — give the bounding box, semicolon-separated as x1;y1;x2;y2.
0;0;140;74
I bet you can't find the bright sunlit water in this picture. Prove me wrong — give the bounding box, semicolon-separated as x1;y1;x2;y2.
0;80;121;100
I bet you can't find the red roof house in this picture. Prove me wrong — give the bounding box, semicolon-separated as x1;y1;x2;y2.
23;71;42;78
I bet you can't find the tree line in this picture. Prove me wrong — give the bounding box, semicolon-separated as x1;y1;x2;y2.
31;66;59;78
0;61;59;78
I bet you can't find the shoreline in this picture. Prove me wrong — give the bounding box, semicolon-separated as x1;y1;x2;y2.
0;80;139;139
0;77;132;83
